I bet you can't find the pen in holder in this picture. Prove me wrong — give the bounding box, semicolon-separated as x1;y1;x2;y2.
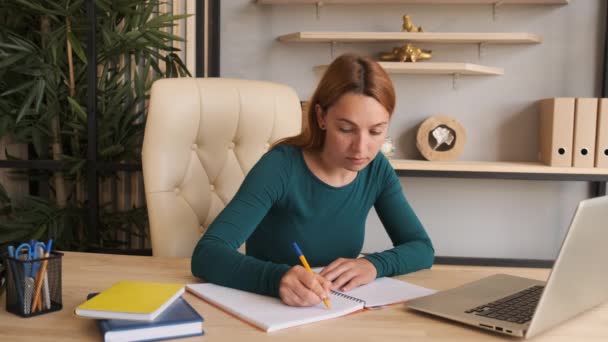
3;252;63;317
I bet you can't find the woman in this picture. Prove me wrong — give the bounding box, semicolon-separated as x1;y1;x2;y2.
191;53;434;307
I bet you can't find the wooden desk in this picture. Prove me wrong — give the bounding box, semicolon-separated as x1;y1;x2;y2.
1;252;606;341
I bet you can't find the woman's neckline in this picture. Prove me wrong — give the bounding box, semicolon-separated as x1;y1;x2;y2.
299;148;359;190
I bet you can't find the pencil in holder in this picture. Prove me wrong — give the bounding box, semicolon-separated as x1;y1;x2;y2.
3;252;63;317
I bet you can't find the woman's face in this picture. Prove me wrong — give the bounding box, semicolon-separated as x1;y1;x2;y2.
317;92;390;172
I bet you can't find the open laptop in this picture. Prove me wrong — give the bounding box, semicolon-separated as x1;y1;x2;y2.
407;196;608;338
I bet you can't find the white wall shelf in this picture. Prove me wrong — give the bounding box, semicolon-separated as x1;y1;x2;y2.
379;62;503;75
390;160;608;175
390;159;608;184
258;0;568;5
328;62;504;76
279;32;541;44
316;62;502;89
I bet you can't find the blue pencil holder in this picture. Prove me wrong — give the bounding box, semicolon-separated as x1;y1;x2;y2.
3;252;63;317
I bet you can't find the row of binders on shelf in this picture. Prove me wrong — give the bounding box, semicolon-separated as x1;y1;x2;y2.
539;98;608;168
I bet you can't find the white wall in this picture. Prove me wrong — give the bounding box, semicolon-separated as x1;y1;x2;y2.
220;0;604;260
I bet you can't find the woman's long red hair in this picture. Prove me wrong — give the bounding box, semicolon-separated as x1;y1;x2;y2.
276;53;396;150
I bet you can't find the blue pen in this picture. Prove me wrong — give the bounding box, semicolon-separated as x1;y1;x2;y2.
46;239;53;254
6;244;23;311
15;241;37;314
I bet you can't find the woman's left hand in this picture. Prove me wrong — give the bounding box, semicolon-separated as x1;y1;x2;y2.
319;258;377;292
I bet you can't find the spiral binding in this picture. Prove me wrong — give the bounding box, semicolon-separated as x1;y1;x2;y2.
331;290;365;304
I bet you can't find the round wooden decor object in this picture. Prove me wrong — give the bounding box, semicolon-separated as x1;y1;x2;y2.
416;115;466;161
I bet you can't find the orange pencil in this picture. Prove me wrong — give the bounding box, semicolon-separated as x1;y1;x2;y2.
32;240;53;312
292;242;331;309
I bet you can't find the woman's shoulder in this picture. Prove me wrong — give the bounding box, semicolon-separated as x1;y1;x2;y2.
270;143;299;154
365;152;401;197
367;151;392;175
255;143;301;170
267;143;300;160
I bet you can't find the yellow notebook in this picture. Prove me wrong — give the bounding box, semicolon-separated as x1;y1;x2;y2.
75;281;184;321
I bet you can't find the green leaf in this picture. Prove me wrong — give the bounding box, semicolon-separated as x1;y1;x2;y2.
145;13;191;28
67;0;86;14
0;42;31;53
64;122;85;132
67;96;87;122
50;44;58;64
68;159;86;175
45;1;69;15
13;0;63;15
150;29;185;42
0;52;29;68
6;32;38;52
15;83;38;123
100;144;125;158
171;54;192;77
30;223;48;241
149;59;163;75
124;30;146;41
140;1;156;26
96;0;112;13
136;33;161;47
10;66;46;77
31;127;45;157
0;116;12;140
0;80;36;97
34;123;52;138
67;32;87;64
33;79;45;113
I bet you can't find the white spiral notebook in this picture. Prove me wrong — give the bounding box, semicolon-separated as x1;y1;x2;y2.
186;277;435;332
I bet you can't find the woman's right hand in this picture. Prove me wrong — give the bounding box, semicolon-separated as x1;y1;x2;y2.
279;265;332;307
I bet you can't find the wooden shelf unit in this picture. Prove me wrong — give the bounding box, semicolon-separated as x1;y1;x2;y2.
380;62;503;75
390;159;608;175
279;32;542;44
258;0;569;5
389;159;608;181
315;62;503;75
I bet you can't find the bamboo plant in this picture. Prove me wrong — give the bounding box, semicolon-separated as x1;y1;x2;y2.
0;0;191;252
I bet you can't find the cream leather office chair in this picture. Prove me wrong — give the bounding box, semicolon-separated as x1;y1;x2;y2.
142;78;302;257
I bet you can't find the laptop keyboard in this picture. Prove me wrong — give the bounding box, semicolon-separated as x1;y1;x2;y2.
464;285;544;324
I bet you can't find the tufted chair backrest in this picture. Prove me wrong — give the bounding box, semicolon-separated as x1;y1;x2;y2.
142;78;302;257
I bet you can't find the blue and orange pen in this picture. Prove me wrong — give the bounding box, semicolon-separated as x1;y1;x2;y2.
292;242;331;309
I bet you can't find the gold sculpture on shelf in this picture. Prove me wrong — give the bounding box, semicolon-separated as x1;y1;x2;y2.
402;15;423;32
378;43;432;63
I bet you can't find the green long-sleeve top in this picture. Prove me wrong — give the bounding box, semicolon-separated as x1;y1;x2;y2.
191;144;434;297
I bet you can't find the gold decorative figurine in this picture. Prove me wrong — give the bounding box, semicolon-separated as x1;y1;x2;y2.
402;15;423;33
379;47;404;62
378;43;432;63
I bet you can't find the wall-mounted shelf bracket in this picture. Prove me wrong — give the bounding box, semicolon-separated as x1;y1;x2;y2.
329;41;337;58
452;73;460;90
316;1;323;19
493;1;504;21
478;42;487;60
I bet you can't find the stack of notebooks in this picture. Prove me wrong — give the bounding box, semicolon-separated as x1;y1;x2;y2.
75;281;204;342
